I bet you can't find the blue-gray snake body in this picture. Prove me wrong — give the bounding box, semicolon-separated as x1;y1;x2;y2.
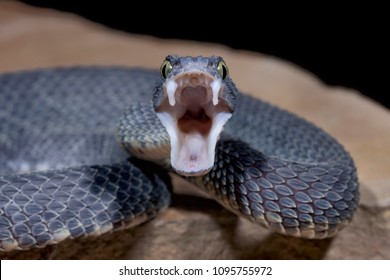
0;57;359;251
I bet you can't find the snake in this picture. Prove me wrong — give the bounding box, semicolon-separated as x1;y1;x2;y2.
0;55;359;252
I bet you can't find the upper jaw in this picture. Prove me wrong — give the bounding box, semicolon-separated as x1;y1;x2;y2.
165;71;222;107
155;71;233;176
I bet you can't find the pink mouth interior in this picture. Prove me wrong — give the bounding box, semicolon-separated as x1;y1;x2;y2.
156;74;232;176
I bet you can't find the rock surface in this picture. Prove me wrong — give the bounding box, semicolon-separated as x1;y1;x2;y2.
0;1;389;259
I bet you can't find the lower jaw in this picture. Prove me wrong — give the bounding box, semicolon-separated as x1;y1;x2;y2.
172;166;212;177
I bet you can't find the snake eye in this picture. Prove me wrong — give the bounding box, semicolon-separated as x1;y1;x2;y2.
160;60;172;79
217;60;229;80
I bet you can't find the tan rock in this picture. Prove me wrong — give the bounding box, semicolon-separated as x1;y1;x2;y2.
0;1;389;259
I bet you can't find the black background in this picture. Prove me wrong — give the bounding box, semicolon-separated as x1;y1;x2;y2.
21;1;388;109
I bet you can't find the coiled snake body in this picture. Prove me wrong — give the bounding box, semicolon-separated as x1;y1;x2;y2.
0;56;359;251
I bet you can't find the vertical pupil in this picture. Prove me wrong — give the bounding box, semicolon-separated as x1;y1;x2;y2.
222;65;227;78
162;64;167;78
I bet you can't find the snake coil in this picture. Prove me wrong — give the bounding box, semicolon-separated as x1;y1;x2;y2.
0;57;359;251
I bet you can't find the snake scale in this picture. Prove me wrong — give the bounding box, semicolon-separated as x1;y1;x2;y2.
0;56;359;252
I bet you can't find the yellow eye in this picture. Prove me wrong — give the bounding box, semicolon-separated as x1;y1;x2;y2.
217;60;229;79
160;60;172;79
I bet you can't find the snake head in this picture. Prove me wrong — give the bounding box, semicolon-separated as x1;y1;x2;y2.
153;55;237;176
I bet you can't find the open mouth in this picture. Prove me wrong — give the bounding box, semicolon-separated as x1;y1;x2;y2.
155;71;232;176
